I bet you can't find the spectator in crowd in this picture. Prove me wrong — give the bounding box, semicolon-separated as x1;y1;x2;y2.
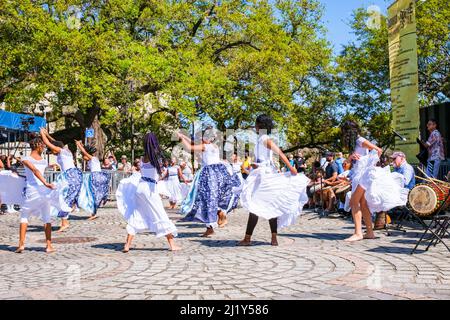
294;151;307;173
424;119;445;178
131;158;141;173
241;151;252;180
0;155;4;170
118;155;132;173
107;153;118;170
322;152;339;214
391;151;416;190
335;152;345;175
102;157;114;170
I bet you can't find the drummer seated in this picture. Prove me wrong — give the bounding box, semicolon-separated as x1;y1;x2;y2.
391;151;415;190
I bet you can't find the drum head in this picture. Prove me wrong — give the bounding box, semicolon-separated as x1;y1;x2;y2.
336;185;351;194
408;184;438;216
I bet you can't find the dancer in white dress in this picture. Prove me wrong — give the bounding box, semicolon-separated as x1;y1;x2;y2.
116;132;180;252
340;121;382;242
40;128;82;232
157;159;171;199
163;158;186;209
237;115;310;246
15;138;57;253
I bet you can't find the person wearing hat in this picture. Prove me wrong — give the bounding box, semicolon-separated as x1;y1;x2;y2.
391;151;415;190
118;155;132;173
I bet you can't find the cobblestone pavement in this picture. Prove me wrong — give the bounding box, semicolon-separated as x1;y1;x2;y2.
0;202;449;300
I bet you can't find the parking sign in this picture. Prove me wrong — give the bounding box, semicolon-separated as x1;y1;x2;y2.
85;128;94;138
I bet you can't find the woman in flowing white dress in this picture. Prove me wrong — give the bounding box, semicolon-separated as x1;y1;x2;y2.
237;115;310;246
341;120;382;242
116;132;180;252
157;160;171;199
14;137;70;253
163;158;186;209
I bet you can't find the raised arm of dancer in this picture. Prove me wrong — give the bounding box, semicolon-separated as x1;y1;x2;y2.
40;128;62;154
362;140;382;157
22;160;55;189
265;139;298;176
176;132;205;152
75;140;93;161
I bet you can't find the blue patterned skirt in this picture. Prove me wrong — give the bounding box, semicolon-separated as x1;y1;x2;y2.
90;171;110;215
57;168;83;218
185;163;241;225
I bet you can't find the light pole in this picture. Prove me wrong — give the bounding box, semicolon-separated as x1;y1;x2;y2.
126;80;136;163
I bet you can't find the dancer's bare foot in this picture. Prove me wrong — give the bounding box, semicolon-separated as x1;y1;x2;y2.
56;225;69;233
218;216;228;228
271;235;279;246
46;246;56;253
15;246;25;253
169;244;182;251
237;235;252;246
87;215;98;221
201;227;214;238
363;233;376;240
122;245;130;253
344;234;364;242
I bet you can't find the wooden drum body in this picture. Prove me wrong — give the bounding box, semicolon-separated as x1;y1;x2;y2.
408;183;450;218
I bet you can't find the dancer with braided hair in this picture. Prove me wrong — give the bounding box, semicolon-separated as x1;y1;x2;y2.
116;132;180;252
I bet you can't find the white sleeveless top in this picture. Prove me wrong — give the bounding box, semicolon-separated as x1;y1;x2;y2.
167;166;179;179
88;157;101;172
232;162;242;174
23;156;47;187
256;134;273;165
57;149;75;171
354;136;369;156
202;144;220;166
140;161;158;180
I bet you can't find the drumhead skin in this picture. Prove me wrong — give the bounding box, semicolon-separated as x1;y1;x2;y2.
408;184;438;216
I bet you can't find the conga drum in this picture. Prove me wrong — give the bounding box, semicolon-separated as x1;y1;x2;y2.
408;183;450;218
335;184;351;203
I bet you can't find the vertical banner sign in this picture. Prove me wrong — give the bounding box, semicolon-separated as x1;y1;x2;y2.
388;0;420;161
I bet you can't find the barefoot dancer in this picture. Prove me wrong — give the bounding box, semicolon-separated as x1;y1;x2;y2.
116;133;180;252
341;121;382;242
163;157;185;210
237;115;310;246
15;137;66;253
177;127;239;236
75;141;111;220
40;128;83;232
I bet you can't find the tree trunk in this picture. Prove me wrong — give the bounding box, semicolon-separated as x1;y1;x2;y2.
90;115;106;160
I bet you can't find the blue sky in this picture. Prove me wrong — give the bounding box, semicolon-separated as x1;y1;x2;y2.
318;0;391;54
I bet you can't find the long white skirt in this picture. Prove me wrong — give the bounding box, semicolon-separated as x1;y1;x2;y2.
238;166;310;230
21;184;71;224
0;171;25;205
364;168;409;213
157;179;170;198
166;176;183;203
116;173;177;237
180;182;191;200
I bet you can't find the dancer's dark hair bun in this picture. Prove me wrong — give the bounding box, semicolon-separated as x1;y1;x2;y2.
53;140;65;148
256;114;274;133
84;145;97;155
29;137;44;150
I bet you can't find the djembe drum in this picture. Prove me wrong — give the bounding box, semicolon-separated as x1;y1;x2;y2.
408;183;450;218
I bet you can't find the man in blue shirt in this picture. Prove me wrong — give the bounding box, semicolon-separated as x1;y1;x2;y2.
391;151;415;190
334;152;345;175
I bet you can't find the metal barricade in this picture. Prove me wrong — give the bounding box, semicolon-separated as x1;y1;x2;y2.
14;169;132;201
